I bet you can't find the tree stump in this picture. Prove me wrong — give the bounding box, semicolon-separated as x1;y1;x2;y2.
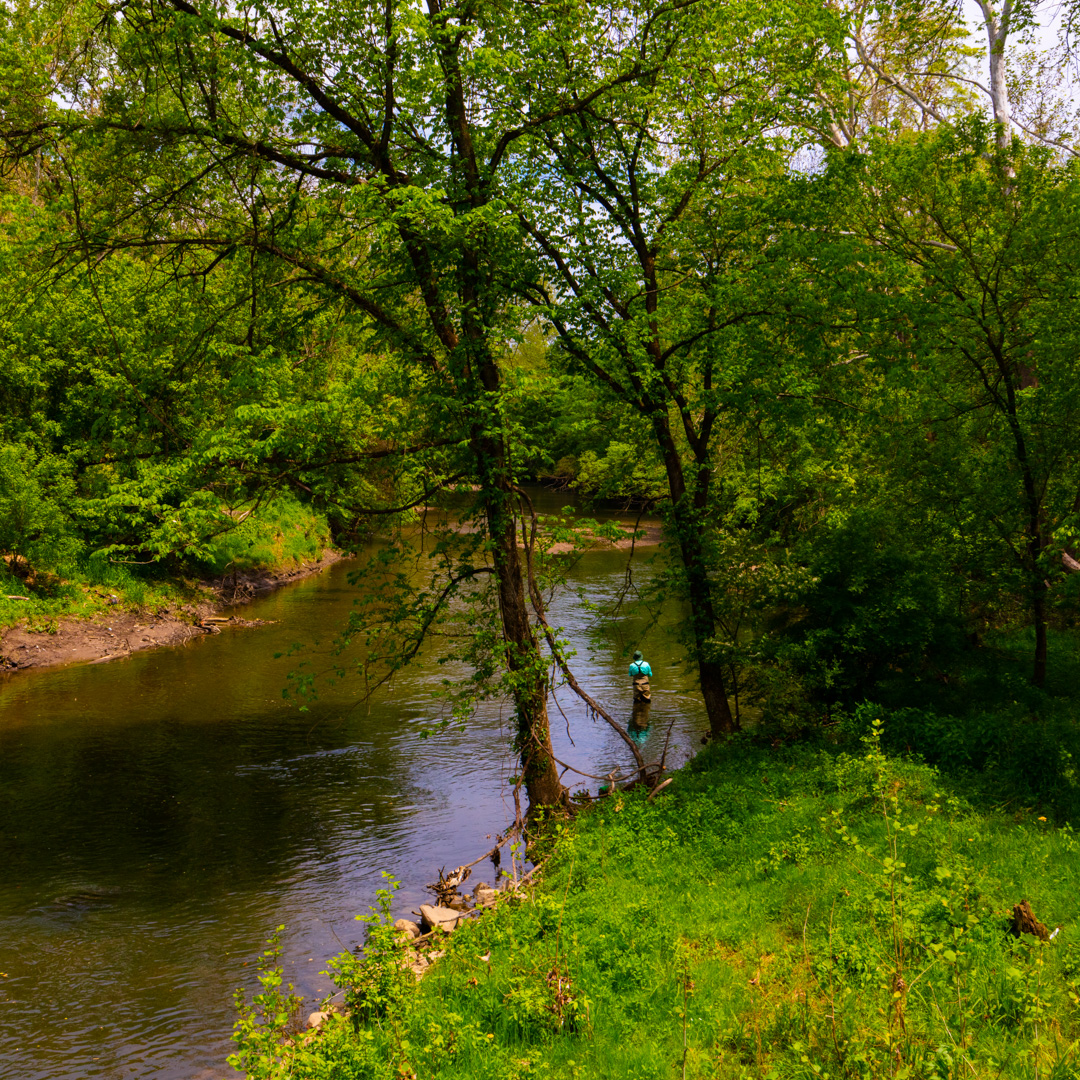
1010;899;1050;941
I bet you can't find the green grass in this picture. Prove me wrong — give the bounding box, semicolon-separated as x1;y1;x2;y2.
0;556;212;633
0;495;332;631
198;495;332;577
254;726;1080;1080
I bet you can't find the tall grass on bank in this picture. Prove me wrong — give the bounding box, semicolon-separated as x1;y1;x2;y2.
199;496;332;577
234;725;1080;1079
0;496;331;631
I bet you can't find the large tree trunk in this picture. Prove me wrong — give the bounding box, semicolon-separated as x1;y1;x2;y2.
976;0;1013;148
474;348;565;810
442;22;566;812
636;247;736;740
675;507;738;739
485;485;565;808
650;412;737;739
482;477;565;809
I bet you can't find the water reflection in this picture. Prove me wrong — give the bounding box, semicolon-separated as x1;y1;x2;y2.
0;535;706;1080
628;699;653;743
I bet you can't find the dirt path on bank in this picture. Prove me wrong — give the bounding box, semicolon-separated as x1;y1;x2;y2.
0;550;343;674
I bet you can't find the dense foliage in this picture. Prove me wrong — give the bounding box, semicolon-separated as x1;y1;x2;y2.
1;0;1079;787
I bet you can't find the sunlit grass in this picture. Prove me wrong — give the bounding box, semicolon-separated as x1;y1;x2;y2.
199;496;331;576
250;727;1080;1079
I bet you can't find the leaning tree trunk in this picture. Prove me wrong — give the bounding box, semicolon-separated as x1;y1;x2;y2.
651;411;737;739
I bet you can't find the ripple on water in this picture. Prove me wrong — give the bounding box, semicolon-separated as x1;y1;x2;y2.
0;543;706;1080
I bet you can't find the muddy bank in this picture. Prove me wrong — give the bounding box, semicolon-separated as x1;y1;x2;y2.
542;521;663;555
0;550;343;673
418;508;665;555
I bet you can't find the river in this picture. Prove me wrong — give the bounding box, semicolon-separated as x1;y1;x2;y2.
0;519;707;1079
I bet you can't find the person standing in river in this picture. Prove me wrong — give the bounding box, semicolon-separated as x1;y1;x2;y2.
629;650;652;703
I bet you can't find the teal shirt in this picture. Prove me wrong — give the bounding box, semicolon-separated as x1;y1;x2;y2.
629;660;652;678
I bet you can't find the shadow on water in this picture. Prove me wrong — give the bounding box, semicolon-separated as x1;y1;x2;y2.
0;533;706;1080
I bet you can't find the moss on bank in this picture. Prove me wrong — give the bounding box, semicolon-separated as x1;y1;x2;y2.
234;726;1080;1079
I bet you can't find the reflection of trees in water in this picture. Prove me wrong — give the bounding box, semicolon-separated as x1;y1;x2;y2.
629;700;651;743
0;705;409;896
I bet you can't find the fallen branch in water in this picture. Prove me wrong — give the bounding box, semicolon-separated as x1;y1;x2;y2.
515;485;647;781
526;728;668;790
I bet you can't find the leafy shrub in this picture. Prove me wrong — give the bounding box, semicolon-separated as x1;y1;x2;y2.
0;442;79;577
198;495;331;576
764;507;964;707
872;700;1080;818
325;873;416;1022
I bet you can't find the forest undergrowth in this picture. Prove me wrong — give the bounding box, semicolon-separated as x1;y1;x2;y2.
232;712;1080;1080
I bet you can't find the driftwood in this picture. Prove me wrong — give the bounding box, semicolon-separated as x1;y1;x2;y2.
428;865;472;906
1011;899;1050;941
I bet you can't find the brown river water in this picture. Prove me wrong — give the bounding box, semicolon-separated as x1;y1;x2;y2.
0;508;707;1079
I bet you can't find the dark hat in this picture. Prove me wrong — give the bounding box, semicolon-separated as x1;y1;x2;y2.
632;650;643;661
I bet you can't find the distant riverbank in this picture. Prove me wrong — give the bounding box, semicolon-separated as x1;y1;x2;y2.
0;549;341;672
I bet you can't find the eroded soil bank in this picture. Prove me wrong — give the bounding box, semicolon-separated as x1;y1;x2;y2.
0;549;342;672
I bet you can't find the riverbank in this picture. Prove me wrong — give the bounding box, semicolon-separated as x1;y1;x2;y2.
0;542;708;1080
245;729;1080;1080
0;549;342;672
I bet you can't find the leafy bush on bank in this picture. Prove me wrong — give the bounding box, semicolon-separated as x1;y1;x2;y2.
233;727;1080;1079
0;491;331;630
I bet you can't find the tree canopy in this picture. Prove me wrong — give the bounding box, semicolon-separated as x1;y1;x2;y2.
2;0;1079;807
